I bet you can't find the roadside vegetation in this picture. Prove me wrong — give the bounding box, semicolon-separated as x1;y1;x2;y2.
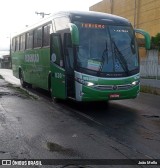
140;85;160;95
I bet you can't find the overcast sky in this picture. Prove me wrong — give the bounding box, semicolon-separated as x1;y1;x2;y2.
0;0;101;52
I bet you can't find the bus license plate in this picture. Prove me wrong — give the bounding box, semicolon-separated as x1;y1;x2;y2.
109;94;120;99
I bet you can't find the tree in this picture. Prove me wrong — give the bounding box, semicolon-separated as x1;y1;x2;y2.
151;33;160;51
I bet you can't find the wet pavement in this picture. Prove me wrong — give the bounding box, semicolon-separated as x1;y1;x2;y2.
0;70;160;168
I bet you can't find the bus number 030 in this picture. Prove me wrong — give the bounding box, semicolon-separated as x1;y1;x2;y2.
55;72;63;79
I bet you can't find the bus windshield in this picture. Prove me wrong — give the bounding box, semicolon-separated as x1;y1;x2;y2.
75;22;139;77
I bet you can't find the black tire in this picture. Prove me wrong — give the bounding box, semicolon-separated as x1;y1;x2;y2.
48;74;51;93
52;97;61;103
19;70;27;88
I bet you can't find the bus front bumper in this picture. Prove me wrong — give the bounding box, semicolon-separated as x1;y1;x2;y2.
80;85;140;102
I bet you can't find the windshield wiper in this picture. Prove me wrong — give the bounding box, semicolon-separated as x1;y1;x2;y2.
99;41;108;73
112;40;129;75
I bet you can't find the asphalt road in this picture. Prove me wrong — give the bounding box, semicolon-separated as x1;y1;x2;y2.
0;71;160;168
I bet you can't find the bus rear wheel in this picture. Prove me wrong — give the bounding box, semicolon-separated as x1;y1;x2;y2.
19;70;27;88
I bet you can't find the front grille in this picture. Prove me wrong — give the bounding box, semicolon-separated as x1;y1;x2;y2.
93;84;133;91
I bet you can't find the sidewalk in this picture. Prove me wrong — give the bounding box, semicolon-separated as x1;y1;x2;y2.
140;78;160;95
0;69;20;86
141;78;160;88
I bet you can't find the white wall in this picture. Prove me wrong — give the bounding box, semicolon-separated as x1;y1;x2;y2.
140;50;160;79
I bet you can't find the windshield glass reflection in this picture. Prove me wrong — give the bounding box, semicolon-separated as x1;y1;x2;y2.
75;22;139;76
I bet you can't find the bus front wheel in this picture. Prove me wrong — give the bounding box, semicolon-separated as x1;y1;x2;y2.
52;97;61;103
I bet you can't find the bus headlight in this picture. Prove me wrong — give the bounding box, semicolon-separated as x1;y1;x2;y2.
87;82;94;86
75;78;94;87
132;81;139;86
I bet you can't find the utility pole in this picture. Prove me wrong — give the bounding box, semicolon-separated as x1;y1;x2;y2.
35;12;50;18
110;0;113;14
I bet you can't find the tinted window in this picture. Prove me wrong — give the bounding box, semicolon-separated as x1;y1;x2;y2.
51;34;63;66
12;38;16;52
26;31;33;49
15;36;20;51
20;34;25;50
43;24;51;46
34;27;42;48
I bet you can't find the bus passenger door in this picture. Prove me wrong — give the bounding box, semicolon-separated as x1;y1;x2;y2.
64;33;75;98
50;33;66;99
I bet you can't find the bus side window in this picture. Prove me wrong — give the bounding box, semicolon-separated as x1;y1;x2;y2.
50;33;64;67
26;31;33;49
12;38;16;52
34;27;42;48
15;36;20;51
20;34;25;51
43;24;51;47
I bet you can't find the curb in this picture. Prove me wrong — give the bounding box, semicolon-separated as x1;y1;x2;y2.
140;85;160;95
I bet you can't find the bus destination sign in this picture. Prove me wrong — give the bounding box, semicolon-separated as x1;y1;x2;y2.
81;23;105;29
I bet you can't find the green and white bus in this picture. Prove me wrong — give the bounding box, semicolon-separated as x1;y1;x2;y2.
11;11;150;101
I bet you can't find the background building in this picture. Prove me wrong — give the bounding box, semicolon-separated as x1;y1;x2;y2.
90;0;160;79
0;50;10;69
0;54;11;69
90;0;160;37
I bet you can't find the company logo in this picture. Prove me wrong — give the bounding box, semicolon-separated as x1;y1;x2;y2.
25;54;39;63
2;160;11;165
112;85;118;90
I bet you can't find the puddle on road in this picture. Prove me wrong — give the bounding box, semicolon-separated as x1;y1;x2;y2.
0;151;6;154
142;115;160;126
142;132;160;142
141;114;160;133
141;131;154;139
47;142;65;152
47;142;78;156
0;92;10;97
0;91;28;99
0;83;37;100
142;115;160;119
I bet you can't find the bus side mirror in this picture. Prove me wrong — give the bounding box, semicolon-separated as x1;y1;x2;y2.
134;29;151;50
130;41;136;54
68;23;79;45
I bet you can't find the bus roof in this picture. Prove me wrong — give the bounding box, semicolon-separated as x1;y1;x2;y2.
12;11;131;37
62;11;131;26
